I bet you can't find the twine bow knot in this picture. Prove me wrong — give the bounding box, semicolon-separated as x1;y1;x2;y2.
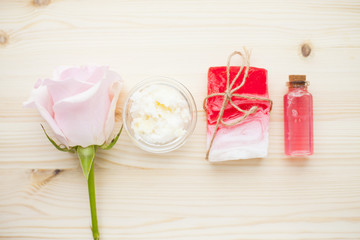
203;49;273;160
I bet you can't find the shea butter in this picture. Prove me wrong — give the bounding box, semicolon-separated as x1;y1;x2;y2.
129;84;191;144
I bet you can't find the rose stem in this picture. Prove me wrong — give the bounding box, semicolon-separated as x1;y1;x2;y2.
88;159;100;240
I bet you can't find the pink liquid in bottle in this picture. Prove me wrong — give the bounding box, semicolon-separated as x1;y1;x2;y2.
284;75;313;156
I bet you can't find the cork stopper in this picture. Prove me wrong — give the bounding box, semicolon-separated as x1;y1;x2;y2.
289;75;306;82
288;75;309;87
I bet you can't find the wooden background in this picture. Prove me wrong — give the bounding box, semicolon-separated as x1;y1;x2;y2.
1;0;360;239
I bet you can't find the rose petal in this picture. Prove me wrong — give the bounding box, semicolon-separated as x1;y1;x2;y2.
52;73;118;147
86;66;109;84
47;66;109;103
103;71;123;142
53;66;108;84
24;84;69;147
44;78;93;103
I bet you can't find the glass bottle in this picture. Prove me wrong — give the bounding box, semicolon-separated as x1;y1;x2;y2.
284;75;313;156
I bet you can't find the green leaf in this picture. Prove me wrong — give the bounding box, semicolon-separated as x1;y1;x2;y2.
99;125;123;150
41;124;75;153
77;145;97;180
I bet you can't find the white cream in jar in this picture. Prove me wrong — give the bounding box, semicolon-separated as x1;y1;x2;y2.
129;84;191;144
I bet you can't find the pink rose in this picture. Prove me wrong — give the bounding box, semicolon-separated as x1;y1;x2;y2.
24;66;123;148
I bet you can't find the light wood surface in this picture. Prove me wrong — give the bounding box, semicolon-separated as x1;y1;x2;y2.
1;0;360;239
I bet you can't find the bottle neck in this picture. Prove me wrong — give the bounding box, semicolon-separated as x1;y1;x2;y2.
287;81;309;90
289;85;307;90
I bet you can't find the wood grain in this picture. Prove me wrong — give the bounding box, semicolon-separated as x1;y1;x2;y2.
1;0;360;239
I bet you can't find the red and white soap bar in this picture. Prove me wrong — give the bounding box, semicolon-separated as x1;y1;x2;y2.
206;66;271;162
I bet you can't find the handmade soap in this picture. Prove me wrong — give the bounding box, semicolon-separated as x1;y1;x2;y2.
206;66;271;162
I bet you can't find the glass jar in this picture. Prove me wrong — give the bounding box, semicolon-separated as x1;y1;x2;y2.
122;77;197;153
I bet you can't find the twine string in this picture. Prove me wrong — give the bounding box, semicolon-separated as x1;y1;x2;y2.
203;49;273;160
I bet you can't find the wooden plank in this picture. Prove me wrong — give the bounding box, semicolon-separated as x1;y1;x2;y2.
1;167;360;239
1;0;360;239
